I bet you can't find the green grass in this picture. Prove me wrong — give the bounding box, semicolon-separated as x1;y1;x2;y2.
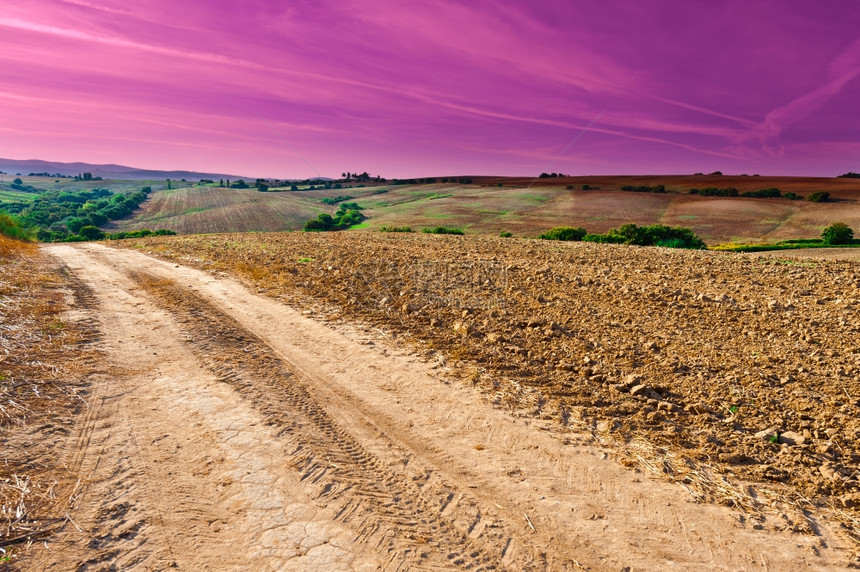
0;190;36;202
711;239;860;252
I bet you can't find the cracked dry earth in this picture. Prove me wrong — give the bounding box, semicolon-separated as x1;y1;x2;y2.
23;243;857;570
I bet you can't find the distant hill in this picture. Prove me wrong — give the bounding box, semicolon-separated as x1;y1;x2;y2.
0;157;252;182
108;175;860;244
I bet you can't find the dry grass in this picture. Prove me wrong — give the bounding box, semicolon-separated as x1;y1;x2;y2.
0;247;95;564
0;236;34;260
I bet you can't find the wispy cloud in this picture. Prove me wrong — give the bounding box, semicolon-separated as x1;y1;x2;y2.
1;1;858;176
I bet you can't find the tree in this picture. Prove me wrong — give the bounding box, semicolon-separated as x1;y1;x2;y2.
78;225;105;240
822;222;854;245
66;217;87;234
12;177;22;185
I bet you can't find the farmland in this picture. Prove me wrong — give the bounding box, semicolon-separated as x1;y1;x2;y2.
118;233;860;537
4;173;860;569
105;174;860;244
0;236;847;570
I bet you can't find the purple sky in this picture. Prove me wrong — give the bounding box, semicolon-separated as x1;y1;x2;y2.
2;1;860;178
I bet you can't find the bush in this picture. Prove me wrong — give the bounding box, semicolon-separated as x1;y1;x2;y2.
583;223;706;249
807;192;830;203
303;206;365;232
690;187;739;197
538;226;587;241
422;226;464;235
621;185;666;193
741;188;781;198
783;192;804;200
380;226;413;233
320;195;353;205
65;217;88;234
108;229;176;240
821;222;854;245
78;225;105;240
499;230;513;238
582;233;625;244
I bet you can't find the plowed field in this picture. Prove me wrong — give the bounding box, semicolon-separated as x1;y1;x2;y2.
118;233;860;539
5;235;859;570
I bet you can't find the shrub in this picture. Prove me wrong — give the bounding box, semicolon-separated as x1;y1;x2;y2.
807;192;830;203
621;185;665;193
690;187;738;197
78;225;105;240
741;188;781;198
783;192;803;200
583;223;705;249
582;233;625;244
65;217;88;234
821;222;854;245
320;195;354;205
380;226;413;233
422;226;464;235
499;230;513;238
538;226;587;241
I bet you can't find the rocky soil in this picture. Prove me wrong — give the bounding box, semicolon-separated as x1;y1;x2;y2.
120;232;860;538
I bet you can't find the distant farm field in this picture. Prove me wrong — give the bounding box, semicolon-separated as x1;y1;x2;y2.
103;175;860;243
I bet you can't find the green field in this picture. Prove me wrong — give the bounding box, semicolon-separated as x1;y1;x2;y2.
17;174;859;245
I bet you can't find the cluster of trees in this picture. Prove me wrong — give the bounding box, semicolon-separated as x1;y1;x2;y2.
422;226;464;235
538;173;569;178
689;187;739;197
621;185;666;193
0;186;153;242
73;172;103;181
28;172;70;178
303;202;365;231
837;172;860;178
341;172;382;183
392;178;440;185
539;227;587;241
107;229;177;240
689;187;831;202
7;178;42;193
539;223;706;249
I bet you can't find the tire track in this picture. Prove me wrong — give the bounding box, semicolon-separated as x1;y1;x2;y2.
132;271;549;571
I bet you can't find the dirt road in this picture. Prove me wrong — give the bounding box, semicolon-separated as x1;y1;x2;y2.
30;243;854;570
